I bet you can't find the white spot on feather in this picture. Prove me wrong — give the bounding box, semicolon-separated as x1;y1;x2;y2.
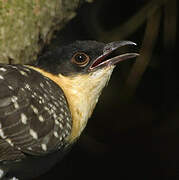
59;114;64;119
0;129;6;138
14;102;19;109
0;67;7;72
60;108;64;112
67;122;71;129
53;131;59;138
53;113;57;119
66;117;70;122
23;68;31;72
8;85;14;90
0;169;4;178
40;82;44;88
59;122;63;129
6;138;14;146
27;147;32;150
11;66;17;69
38;115;44;122
11;96;18;102
31;105;38;114
55;119;60;125
0;75;4;79
41;143;47;151
29;129;38;139
25;83;31;90
20;70;28;76
21;113;27;124
65;129;70;135
10;177;19;180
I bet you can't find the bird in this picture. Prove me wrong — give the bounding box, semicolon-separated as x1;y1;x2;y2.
0;40;138;179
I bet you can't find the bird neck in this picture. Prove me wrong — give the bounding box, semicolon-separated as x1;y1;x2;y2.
54;68;114;143
26;65;114;143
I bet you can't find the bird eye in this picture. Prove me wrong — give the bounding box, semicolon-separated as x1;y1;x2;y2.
71;52;90;67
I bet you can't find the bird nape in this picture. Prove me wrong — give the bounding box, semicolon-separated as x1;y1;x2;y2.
0;40;138;179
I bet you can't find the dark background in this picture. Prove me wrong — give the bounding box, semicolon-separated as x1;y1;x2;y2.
37;0;178;179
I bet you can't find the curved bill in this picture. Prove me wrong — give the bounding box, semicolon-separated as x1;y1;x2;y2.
89;41;139;71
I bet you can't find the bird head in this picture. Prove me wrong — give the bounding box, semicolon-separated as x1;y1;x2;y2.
34;40;138;142
36;40;138;76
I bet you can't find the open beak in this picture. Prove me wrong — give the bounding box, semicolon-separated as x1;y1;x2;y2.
89;41;139;71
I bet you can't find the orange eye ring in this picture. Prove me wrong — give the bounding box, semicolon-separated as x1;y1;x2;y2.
71;52;90;67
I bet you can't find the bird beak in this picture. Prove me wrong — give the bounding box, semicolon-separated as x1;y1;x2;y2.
89;41;139;71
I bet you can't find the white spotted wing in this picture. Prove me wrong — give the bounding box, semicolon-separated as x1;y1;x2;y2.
0;64;72;161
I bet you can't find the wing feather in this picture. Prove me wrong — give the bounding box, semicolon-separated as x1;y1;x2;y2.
0;64;72;160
